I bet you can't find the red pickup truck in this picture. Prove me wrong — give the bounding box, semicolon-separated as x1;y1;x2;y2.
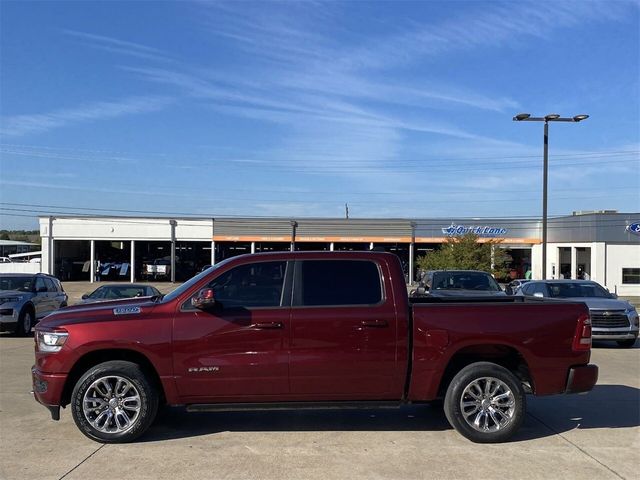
32;251;597;444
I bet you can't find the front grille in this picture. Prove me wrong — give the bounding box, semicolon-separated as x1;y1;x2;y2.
590;310;629;328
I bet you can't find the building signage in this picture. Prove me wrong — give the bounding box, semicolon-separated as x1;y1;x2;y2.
626;223;640;236
442;224;508;237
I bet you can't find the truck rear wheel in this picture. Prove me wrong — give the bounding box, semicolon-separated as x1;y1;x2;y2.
444;362;525;443
71;361;158;443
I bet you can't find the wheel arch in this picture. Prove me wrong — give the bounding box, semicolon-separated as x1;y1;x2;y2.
61;349;166;407
436;344;534;398
20;301;35;317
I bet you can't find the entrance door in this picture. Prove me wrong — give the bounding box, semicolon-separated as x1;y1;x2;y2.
173;260;291;402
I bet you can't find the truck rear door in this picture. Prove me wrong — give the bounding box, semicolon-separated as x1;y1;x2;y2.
288;258;403;400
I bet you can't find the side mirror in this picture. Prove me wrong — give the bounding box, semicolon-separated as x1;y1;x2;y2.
505;285;514;295
192;288;217;310
81;293;89;300
533;292;544;298
610;293;618;299
416;286;426;296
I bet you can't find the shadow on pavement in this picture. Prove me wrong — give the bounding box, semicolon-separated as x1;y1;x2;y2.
142;404;452;442
592;340;639;350
517;384;640;441
141;384;639;443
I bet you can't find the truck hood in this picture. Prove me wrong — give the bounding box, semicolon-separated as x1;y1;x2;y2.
429;290;507;297
561;297;634;311
37;297;158;329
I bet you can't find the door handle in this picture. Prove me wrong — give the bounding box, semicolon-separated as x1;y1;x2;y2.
360;319;389;328
250;322;284;329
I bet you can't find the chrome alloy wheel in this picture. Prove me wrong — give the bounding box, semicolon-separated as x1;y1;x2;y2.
82;376;141;434
459;376;516;433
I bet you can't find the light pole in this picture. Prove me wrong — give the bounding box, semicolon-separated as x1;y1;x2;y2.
513;113;589;279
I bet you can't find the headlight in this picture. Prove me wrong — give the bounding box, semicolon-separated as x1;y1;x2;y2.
37;330;68;353
0;296;23;304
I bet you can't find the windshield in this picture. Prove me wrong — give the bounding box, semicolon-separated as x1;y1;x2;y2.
88;286;106;298
161;258;233;303
547;282;612;298
90;286;148;299
0;276;33;292
432;271;501;292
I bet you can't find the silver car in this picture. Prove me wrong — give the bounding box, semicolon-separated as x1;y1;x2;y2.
0;274;68;336
518;280;639;347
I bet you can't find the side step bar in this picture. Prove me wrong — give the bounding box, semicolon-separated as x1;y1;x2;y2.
186;401;402;413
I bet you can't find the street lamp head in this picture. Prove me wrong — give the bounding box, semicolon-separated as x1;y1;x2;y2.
545;113;561;121
513;113;531;121
573;114;589;122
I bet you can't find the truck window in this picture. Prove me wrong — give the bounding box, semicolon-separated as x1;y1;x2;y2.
205;261;287;308
297;260;382;306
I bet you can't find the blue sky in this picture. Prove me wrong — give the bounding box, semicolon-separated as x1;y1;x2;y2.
1;0;639;229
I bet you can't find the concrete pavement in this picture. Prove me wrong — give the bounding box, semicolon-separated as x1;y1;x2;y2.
1;336;638;480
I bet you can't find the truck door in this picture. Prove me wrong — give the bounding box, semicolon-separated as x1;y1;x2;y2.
172;260;291;401
289;258;401;400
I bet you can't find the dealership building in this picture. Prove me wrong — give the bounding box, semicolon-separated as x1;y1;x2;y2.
37;211;640;296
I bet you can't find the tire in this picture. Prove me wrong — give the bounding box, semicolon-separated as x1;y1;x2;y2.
71;361;158;443
444;362;525;443
616;338;637;348
16;308;34;336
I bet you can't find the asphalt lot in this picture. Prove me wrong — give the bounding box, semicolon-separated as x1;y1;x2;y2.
0;331;638;480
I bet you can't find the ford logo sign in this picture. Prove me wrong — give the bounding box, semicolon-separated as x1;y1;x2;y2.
627;223;640;236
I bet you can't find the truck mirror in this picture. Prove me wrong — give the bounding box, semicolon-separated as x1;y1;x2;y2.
192;288;217;310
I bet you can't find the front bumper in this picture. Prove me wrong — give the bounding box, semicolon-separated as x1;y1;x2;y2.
592;329;639;341
31;366;67;420
565;364;598;394
0;309;18;332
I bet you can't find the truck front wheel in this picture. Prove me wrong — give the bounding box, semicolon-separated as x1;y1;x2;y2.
444;362;525;443
70;361;158;443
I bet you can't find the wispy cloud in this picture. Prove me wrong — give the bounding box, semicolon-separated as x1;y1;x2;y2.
125;65;519;144
200;1;633;73
62;29;173;62
0;95;174;137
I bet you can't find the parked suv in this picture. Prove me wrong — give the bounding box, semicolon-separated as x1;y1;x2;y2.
0;273;68;335
518;280;639;347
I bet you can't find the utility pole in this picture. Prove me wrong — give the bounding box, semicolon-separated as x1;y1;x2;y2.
513;112;589;279
345;203;349;219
